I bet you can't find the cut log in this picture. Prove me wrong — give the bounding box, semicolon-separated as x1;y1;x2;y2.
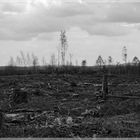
107;95;140;99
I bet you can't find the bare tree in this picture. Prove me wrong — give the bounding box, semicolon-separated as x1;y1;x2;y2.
50;54;56;66
17;51;34;66
122;46;127;64
60;30;68;66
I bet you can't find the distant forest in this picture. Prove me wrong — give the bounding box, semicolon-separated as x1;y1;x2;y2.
2;44;140;76
0;63;139;76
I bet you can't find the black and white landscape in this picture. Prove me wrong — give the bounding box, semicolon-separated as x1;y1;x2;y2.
0;0;140;138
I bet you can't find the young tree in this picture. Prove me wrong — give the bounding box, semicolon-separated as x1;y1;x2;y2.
116;61;120;65
27;53;32;66
16;56;22;66
50;54;56;66
69;53;73;66
132;56;140;64
8;57;15;66
42;57;47;66
66;61;69;66
57;45;60;66
32;54;39;68
20;51;27;66
96;55;104;66
82;60;87;67
108;56;113;65
75;60;78;66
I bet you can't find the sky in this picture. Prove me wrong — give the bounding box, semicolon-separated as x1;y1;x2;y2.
0;0;140;66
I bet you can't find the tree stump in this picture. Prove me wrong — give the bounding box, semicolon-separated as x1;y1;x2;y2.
102;75;108;100
10;88;29;108
0;111;4;130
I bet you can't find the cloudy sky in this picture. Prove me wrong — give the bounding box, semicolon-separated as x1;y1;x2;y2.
0;0;140;66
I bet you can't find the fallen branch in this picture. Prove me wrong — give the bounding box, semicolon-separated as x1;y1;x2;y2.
8;108;43;113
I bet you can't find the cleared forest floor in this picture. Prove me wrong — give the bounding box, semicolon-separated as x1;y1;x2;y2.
0;73;140;137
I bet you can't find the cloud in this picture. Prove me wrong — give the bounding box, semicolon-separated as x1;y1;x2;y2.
1;3;25;14
105;3;140;23
33;32;58;40
0;1;95;40
0;1;139;41
82;23;133;36
45;4;94;17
